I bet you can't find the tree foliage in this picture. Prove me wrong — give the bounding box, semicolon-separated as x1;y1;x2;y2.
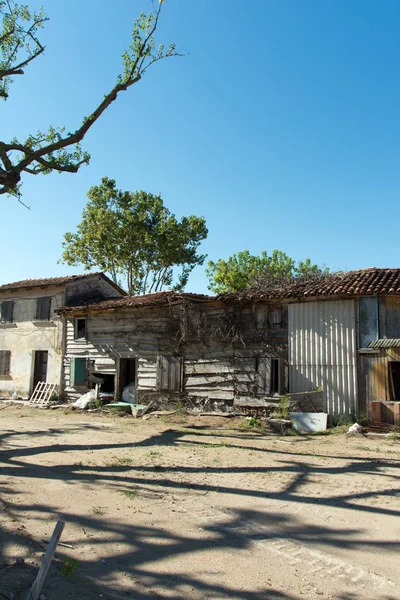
0;0;178;197
206;250;327;294
60;178;208;295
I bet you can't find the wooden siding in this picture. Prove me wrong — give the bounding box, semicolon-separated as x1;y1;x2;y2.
64;317;116;398
184;354;235;401
62;301;289;403
358;347;400;412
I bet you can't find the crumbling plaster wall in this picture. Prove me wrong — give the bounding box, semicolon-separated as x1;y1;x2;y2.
0;286;64;398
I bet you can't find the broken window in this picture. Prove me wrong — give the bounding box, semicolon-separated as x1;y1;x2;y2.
74;317;86;340
36;297;51;321
0;350;11;376
358;297;379;348
157;355;182;391
91;373;115;393
71;357;87;386
0;301;14;323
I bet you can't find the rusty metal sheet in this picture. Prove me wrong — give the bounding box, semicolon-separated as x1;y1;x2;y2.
369;339;400;348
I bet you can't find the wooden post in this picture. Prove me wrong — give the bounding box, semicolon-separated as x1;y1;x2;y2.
26;520;65;600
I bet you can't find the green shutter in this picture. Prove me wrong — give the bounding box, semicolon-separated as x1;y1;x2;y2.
70;358;75;386
71;358;87;386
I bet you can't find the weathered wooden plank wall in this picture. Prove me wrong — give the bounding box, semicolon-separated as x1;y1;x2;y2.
62;300;289;403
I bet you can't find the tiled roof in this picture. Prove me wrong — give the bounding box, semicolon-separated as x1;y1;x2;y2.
0;272;124;293
219;268;400;302
58;291;213;313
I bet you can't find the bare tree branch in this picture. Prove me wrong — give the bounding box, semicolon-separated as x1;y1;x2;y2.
0;1;182;197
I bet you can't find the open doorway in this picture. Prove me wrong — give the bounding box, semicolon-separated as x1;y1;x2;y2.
118;358;136;402
388;362;400;400
33;351;48;391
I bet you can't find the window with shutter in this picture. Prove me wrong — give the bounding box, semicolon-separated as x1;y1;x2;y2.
257;357;286;395
269;306;284;329
0;350;11;376
36;297;51;321
0;301;14;323
157;355;182;391
257;357;271;394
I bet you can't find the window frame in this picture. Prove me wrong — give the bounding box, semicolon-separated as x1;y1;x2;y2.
268;306;282;329
0;301;14;323
74;317;87;340
0;350;11;377
35;296;52;321
257;356;285;395
358;296;379;349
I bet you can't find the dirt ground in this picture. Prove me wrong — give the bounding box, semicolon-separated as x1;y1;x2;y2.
0;405;400;600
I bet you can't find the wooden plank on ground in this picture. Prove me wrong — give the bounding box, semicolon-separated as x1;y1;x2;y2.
30;382;57;406
26;520;65;600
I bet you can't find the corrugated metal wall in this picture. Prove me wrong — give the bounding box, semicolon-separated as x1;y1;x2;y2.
288;300;357;417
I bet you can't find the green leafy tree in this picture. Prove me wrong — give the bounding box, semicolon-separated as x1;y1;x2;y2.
0;0;178;197
60;178;208;295
206;250;326;294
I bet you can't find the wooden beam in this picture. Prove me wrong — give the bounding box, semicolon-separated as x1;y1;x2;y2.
26;520;65;600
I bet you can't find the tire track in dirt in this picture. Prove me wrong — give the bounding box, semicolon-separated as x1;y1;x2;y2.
179;495;396;594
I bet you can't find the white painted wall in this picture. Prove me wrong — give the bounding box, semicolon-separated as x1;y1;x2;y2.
0;286;64;398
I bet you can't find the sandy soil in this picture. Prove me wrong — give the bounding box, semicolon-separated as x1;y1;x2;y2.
0;405;400;600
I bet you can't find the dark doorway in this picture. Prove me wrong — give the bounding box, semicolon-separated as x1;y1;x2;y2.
270;358;280;394
388;362;400;400
33;350;48;390
118;358;136;399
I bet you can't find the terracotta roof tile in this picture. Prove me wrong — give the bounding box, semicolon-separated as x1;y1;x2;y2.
219;268;400;302
0;272;123;293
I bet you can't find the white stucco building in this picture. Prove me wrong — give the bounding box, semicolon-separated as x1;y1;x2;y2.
0;273;123;399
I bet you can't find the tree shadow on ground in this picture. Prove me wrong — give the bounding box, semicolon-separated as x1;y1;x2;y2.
1;504;398;600
0;424;399;599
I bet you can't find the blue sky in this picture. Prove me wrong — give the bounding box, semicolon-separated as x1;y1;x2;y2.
2;0;400;293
